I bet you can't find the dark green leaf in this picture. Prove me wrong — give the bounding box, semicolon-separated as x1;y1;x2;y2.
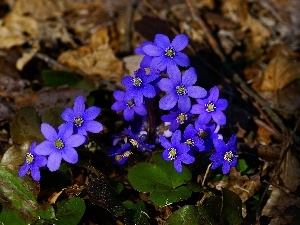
198;195;222;225
10;107;43;145
128;153;192;206
55;197;86;225
0;204;28;225
0;166;40;223
165;205;201;225
123;200;150;225
221;188;242;225
40;107;64;128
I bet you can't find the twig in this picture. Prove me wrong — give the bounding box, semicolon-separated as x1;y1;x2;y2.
184;0;287;134
255;118;300;223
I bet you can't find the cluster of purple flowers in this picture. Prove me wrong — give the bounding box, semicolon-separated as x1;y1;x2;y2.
111;33;237;174
19;96;103;181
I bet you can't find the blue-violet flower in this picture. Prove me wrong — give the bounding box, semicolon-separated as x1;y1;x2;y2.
160;130;195;173
111;90;147;121
121;68;156;106
61;95;103;136
142;34;190;73
35;123;86;172
161;108;192;131
157;66;207;112
191;86;228;125
18;142;47;181
209;134;237;174
109;143;132;165
194;121;219;152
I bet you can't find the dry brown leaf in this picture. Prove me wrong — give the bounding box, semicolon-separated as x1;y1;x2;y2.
212;170;261;202
280;151;300;192
260;55;300;91
12;0;64;20
58;28;124;82
0;12;38;49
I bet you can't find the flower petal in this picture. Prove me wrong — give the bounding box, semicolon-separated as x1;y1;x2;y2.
121;76;133;87
62;147;78;164
160;136;171;149
65;134;86;147
124;108;134;121
83;121;103;134
174;52;190;67
61;108;75;122
143;44;164;56
83;106;101;120
171;130;181;146
187;86;207;99
178;95;191;112
30;166;41;181
212;111;226;125
18;164;30;177
162;149;171;161
222;162;230;174
154;34;170;49
47;151;62;172
140;55;153;68
168;65;181;85
174;159;183;173
143;85;156;98
34;141;55;155
150;56;167;72
196;113;212;125
182;67;197;86
41;123;57;141
171;34;188;51
159;93;177;110
111;101;126;112
35;155;47;167
157;78;174;92
73;95;85;115
134;105;147;116
208;86;219;102
215;99;228;110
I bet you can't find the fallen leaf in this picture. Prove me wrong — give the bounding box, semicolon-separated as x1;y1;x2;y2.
260;55;300;91
58;28;124;82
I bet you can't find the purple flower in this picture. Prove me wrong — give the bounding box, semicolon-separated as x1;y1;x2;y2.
61;95;103;136
191;86;228;125
111;90;147;121
157;66;207;112
135;41;154;68
182;124;205;152
35;123;86;172
112;127;154;152
121;68;156;106
18;142;47;181
209;134;237;174
160;130;195;173
142;34;190;73
109;143;132;165
194;121;219;152
161;108;192;131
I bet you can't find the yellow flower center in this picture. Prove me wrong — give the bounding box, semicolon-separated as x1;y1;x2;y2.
126;99;135;108
224;151;235;162
198;129;207;139
205;101;216;112
132;77;142;87
165;47;176;58
74;116;84;127
176;113;188;124
25;153;34;164
176;85;187;95
185;139;194;146
168;147;177;160
129;138;139;148
54;138;64;149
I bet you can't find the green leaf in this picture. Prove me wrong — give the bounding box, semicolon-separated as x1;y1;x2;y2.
0;204;28;225
236;159;250;174
10;107;43;145
221;188;242;225
40;107;64;128
41;70;95;91
0;166;40;223
123;200;150;225
165;205;201;225
128;153;192;206
198;195;222;225
55;197;86;225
